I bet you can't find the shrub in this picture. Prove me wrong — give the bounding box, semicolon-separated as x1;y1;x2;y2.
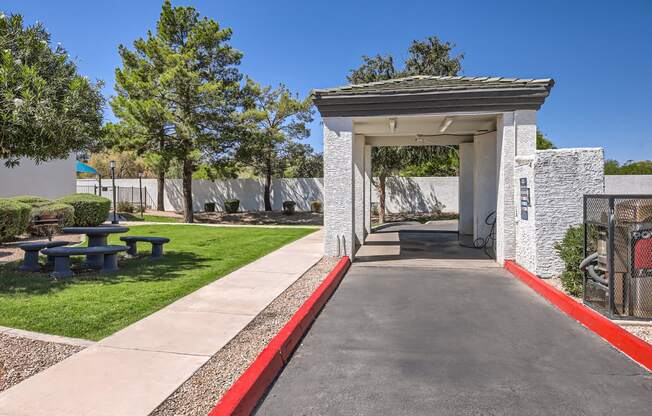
0;199;31;242
554;225;585;297
57;194;111;226
117;201;135;213
27;202;75;236
224;199;240;214
10;195;52;205
282;200;296;215
204;202;216;212
309;200;322;214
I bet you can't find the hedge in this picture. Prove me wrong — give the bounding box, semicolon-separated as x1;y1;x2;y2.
0;199;31;242
10;195;52;205
57;194;111;226
224;199;240;214
28;202;75;236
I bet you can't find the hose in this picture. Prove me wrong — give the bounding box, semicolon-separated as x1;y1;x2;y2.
580;252;608;286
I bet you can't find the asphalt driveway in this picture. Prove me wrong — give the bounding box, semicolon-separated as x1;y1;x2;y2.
255;228;652;415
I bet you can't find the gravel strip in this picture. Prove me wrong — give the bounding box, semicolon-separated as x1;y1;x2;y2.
542;277;652;345
150;256;339;416
0;333;84;392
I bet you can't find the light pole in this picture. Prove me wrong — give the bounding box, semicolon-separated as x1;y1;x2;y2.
110;160;118;224
138;173;144;219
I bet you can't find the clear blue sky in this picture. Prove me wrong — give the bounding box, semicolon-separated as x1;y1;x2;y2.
5;0;651;162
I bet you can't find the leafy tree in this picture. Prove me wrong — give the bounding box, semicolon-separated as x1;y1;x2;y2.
88;150;151;178
114;1;243;222
536;130;556;150
0;12;104;167
348;36;462;222
399;146;459;177
604;159;652;175
283;143;323;178
237;79;313;210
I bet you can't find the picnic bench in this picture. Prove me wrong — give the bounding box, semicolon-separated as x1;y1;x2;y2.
62;226;129;268
18;240;70;272
120;236;170;259
42;245;129;278
32;215;63;241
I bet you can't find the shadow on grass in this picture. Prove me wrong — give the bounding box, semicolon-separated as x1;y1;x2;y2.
0;251;207;295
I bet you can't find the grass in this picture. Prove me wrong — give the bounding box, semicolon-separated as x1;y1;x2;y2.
120;212;181;223
0;224;315;340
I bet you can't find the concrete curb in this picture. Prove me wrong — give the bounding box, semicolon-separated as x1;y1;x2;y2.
505;260;652;372
208;256;351;416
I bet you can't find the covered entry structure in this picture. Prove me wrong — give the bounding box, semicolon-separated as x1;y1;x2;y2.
314;76;604;276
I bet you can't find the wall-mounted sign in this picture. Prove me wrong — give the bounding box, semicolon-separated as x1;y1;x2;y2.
520;177;530;220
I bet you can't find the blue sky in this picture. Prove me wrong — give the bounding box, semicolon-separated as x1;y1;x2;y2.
5;0;651;162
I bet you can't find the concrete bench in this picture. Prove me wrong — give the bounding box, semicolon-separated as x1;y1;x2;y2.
120;236;170;259
18;241;71;272
42;245;129;278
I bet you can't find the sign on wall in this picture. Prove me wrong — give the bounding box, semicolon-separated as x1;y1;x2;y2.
520;177;530;220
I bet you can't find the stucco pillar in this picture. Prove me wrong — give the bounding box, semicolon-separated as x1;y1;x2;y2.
458;142;475;236
323;117;355;258
495;113;516;265
364;144;372;238
513;110;537;272
353;134;365;248
473;132;498;242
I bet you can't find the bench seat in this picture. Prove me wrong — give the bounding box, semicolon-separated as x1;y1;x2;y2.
119;236;170;259
42;245;129;278
18;241;70;272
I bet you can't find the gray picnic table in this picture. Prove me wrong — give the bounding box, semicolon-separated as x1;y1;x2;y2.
61;226;129;268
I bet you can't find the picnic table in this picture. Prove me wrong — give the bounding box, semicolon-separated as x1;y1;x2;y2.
61;226;129;268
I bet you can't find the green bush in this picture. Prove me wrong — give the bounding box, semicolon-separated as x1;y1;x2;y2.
10;195;52;205
204;202;216;212
309;200;322;214
282;200;296;215
0;199;31;242
117;201;135;213
554;225;585;296
224;199;240;214
57;194;111;226
27;202;75;236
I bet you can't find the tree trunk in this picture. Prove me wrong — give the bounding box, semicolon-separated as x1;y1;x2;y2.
156;168;165;212
182;159;194;223
264;157;272;211
379;175;386;224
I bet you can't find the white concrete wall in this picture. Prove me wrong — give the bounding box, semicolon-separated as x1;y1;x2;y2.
371;176;459;213
533;148;605;277
514;110;538;273
605;175;652;194
495;113;517;264
1;156;76;199
473;132;498;240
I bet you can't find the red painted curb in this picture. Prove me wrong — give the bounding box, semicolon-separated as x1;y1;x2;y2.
208;256;351;416
505;260;652;372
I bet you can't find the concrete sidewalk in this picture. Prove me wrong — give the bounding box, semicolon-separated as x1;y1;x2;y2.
0;230;323;416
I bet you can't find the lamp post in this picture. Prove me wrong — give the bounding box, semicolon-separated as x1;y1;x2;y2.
138;173;144;219
110;160;118;224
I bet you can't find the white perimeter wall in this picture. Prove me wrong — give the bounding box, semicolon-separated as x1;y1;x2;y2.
77;174;651;214
1;156;76;199
77;176;461;214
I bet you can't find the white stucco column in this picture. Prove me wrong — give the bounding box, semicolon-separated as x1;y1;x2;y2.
473;132;498;242
513;110;537;272
353;134;365;248
495;113;516;265
364;144;372;238
323;117;355;258
458;142;475;236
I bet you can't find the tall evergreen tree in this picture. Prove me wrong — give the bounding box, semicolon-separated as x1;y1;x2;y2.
112;0;242;222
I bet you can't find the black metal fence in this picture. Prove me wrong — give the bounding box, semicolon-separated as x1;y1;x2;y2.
76;185;155;210
583;194;652;320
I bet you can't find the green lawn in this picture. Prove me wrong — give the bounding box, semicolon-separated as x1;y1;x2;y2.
0;225;315;340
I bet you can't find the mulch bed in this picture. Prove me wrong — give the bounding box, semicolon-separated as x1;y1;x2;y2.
195;211;323;226
373;212;459;224
150;256;338;416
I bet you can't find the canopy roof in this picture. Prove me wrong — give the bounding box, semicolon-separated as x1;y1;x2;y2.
312;75;555;117
76;161;98;175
